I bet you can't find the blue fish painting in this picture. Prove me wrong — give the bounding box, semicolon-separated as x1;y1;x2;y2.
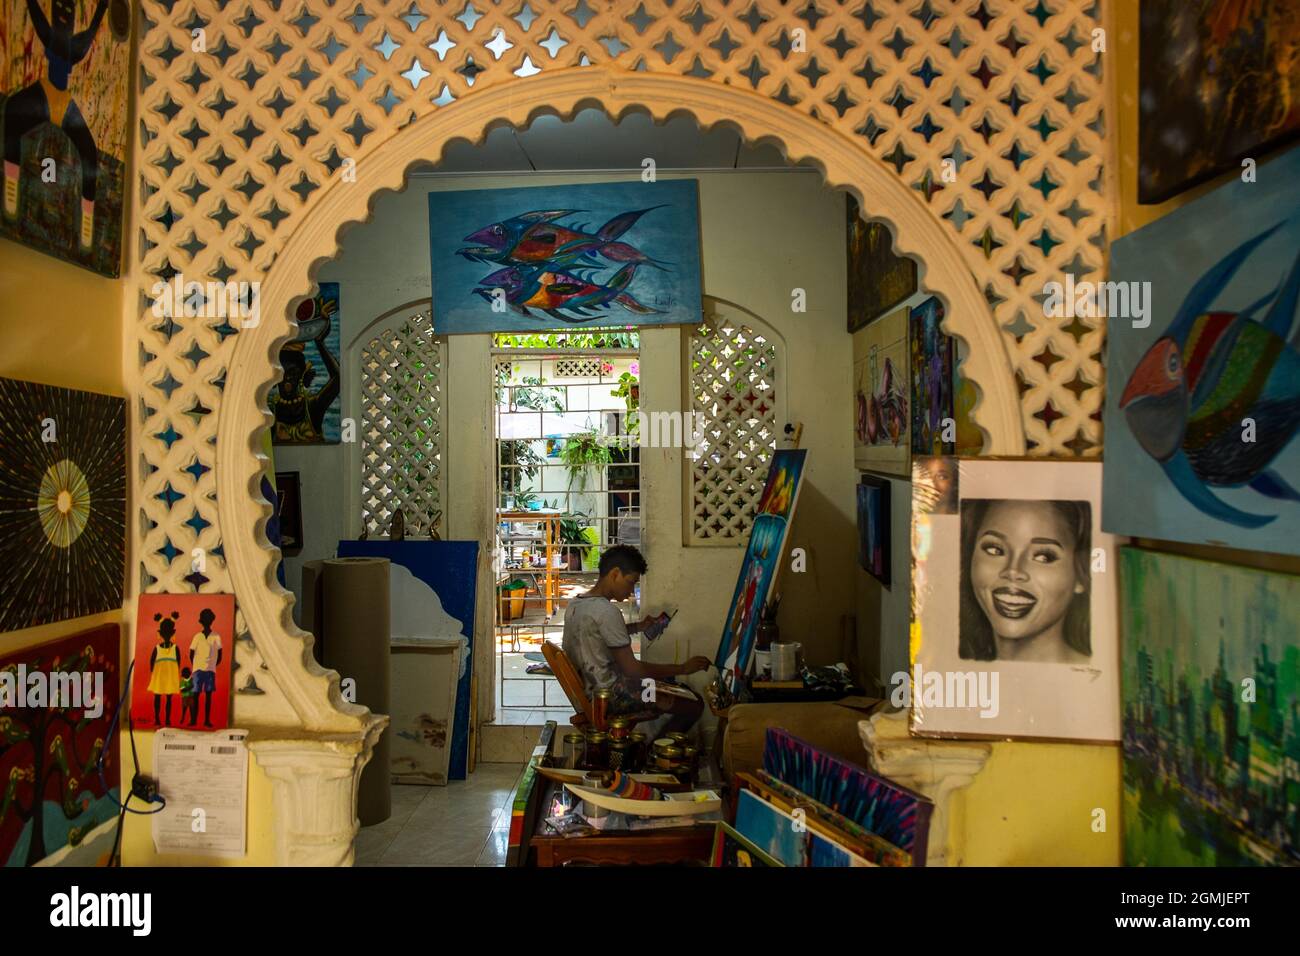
1103;147;1300;556
428;180;703;334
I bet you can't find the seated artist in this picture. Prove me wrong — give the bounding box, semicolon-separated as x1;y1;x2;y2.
562;544;711;734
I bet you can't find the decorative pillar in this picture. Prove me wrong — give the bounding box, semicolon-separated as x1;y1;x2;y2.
249;716;386;867
858;709;991;867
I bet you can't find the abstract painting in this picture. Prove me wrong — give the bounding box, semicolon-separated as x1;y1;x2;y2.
428;179;703;334
911;460;1120;742
857;475;890;587
733;789;807;867
0;0;132;276
271;282;341;445
762;728;932;865
130;594;235;732
853;307;910;476
1103;146;1300;556
711;822;782;867
0;623;120;866
1120;547;1300;866
909;295;956;455
338;540;479;780
0;377;125;633
1138;1;1300;204
715;450;807;693
846;194;918;333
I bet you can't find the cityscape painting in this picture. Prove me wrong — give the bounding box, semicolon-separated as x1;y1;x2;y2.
1120;547;1300;866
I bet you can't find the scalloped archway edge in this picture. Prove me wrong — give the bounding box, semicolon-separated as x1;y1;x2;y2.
217;67;1026;736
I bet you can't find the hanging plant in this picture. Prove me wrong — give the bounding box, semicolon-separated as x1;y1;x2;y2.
560;430;612;490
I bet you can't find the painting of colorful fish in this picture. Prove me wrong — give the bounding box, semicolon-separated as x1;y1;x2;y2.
1103;146;1300;556
428;179;703;333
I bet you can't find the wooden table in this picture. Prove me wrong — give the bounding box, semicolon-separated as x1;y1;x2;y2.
497;509;565;616
505;723;715;867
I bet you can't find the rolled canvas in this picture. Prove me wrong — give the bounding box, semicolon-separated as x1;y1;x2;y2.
322;557;391;825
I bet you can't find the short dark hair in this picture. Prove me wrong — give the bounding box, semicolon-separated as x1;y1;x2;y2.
599;545;647;578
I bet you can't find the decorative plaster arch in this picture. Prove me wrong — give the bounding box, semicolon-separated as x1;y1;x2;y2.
217;67;1025;736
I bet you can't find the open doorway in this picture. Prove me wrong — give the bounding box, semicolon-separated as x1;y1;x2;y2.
492;333;642;725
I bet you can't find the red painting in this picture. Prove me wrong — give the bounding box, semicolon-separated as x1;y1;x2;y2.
130;594;235;732
0;623;121;866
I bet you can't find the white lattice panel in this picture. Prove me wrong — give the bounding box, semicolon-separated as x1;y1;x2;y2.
689;310;780;542
360;309;443;536
130;0;1114;721
554;357;604;378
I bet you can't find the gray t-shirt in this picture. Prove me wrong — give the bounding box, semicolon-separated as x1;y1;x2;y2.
561;594;630;697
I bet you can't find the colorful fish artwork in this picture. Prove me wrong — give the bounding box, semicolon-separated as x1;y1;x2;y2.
1104;146;1300;555
429;180;703;334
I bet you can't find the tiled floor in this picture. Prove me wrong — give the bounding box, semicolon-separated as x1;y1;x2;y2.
355;763;524;867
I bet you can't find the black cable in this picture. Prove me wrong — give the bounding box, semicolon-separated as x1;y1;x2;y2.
97;660;168;866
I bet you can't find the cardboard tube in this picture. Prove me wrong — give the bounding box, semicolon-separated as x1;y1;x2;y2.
322;556;391;826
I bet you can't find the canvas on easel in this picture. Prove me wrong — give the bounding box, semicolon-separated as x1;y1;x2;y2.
714;449;807;693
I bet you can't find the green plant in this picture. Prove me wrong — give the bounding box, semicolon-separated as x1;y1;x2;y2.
559;430;612;490
610;370;640;441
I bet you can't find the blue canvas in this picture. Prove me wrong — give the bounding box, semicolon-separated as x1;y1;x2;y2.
1103;147;1300;555
428;179;703;334
734;789;807;867
337;540;479;780
270;282;342;444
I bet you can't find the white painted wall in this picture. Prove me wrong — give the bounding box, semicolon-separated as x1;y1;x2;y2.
275;169;856;723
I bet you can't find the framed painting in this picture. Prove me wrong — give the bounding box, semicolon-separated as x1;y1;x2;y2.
909;295;956;455
911;460;1120;742
846;194;918;332
1138;1;1300;204
428;179;703;334
0;377;126;633
0;0;132;276
857;474;890;587
0;623;121;866
1120;547;1299;866
1103;146;1300;556
853;307;910;476
271;282;341;445
710;821;782;867
130;593;236;732
714;449;808;693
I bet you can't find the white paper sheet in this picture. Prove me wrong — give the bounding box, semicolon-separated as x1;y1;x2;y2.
152;728;248;858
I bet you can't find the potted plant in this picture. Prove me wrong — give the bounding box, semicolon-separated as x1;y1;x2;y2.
579;527;601;571
610;368;640;442
558;513;591;570
559;430;612;491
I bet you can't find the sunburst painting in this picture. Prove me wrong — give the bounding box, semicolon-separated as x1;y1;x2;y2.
0;377;126;632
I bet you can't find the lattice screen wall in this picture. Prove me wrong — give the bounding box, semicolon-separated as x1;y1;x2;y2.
359;308;443;536
689;310;780;542
131;0;1114;712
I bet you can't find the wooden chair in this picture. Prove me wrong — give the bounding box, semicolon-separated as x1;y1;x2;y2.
540;641;657;729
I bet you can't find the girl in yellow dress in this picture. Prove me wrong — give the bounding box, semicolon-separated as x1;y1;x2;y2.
146;611;183;726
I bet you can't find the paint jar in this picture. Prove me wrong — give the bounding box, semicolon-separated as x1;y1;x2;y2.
593;688;612;731
609;739;630;771
655;745;685;772
580;772;609;819
607;717;632;741
562;732;585;770
625;732;647;773
666;731;692;747
583;731;610;771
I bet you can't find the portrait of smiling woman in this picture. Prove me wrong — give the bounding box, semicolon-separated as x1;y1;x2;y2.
958;498;1092;663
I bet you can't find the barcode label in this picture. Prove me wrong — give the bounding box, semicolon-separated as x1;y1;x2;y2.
164;744;196;751
213;746;238;755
